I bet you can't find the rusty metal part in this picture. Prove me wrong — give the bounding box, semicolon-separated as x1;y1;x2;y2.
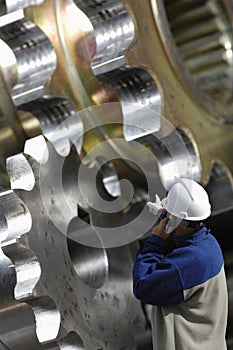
123;0;233;188
165;0;233;113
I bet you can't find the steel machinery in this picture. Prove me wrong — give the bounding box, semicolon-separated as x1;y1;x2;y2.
0;1;232;349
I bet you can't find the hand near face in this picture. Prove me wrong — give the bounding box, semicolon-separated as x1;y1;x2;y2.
152;217;170;240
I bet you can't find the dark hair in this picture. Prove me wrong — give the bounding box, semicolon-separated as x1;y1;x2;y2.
181;220;204;230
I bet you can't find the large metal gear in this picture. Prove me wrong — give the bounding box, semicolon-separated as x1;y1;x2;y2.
0;134;153;349
0;0;233;349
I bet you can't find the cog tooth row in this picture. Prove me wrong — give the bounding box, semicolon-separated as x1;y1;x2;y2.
0;140;61;345
165;0;233;101
0;7;58;187
0;132;153;348
0;237;60;348
0;238;85;349
0;136;82;346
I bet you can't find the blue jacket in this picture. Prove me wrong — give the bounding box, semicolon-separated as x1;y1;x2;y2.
133;227;228;349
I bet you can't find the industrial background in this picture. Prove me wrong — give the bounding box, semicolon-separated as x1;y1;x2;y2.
0;0;232;349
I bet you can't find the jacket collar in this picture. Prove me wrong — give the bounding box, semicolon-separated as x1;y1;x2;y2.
173;226;210;247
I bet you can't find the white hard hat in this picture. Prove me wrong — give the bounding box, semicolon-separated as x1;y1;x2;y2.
161;178;211;221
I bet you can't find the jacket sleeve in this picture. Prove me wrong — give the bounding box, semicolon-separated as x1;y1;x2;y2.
132;234;184;307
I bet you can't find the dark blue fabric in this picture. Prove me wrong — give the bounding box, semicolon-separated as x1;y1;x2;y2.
132;227;224;307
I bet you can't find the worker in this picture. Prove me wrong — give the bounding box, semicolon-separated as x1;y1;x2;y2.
132;178;228;350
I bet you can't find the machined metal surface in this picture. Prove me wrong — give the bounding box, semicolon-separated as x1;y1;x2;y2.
74;0;135;75
0;0;232;349
0;134;154;349
124;0;233;188
164;0;233;112
0;17;56;105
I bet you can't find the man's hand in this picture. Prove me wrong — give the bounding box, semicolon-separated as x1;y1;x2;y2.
152;217;170;240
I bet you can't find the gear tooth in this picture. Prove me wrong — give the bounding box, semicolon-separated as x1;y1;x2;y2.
51;137;71;158
3;240;41;300
0;246;16;301
6;153;35;191
26;296;61;343
24;135;49;164
62;112;84;156
46;134;83;161
122;101;161;142
46;137;62;160
0;190;32;242
46;129;81;158
0;205;9;243
1;240;60;345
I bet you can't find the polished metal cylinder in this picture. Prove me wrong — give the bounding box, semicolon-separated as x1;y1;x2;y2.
75;0;135;74
19;95;84;155
100;66;161;112
137;127;202;190
0;18;56;105
19;96;78;136
99;66;162;140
